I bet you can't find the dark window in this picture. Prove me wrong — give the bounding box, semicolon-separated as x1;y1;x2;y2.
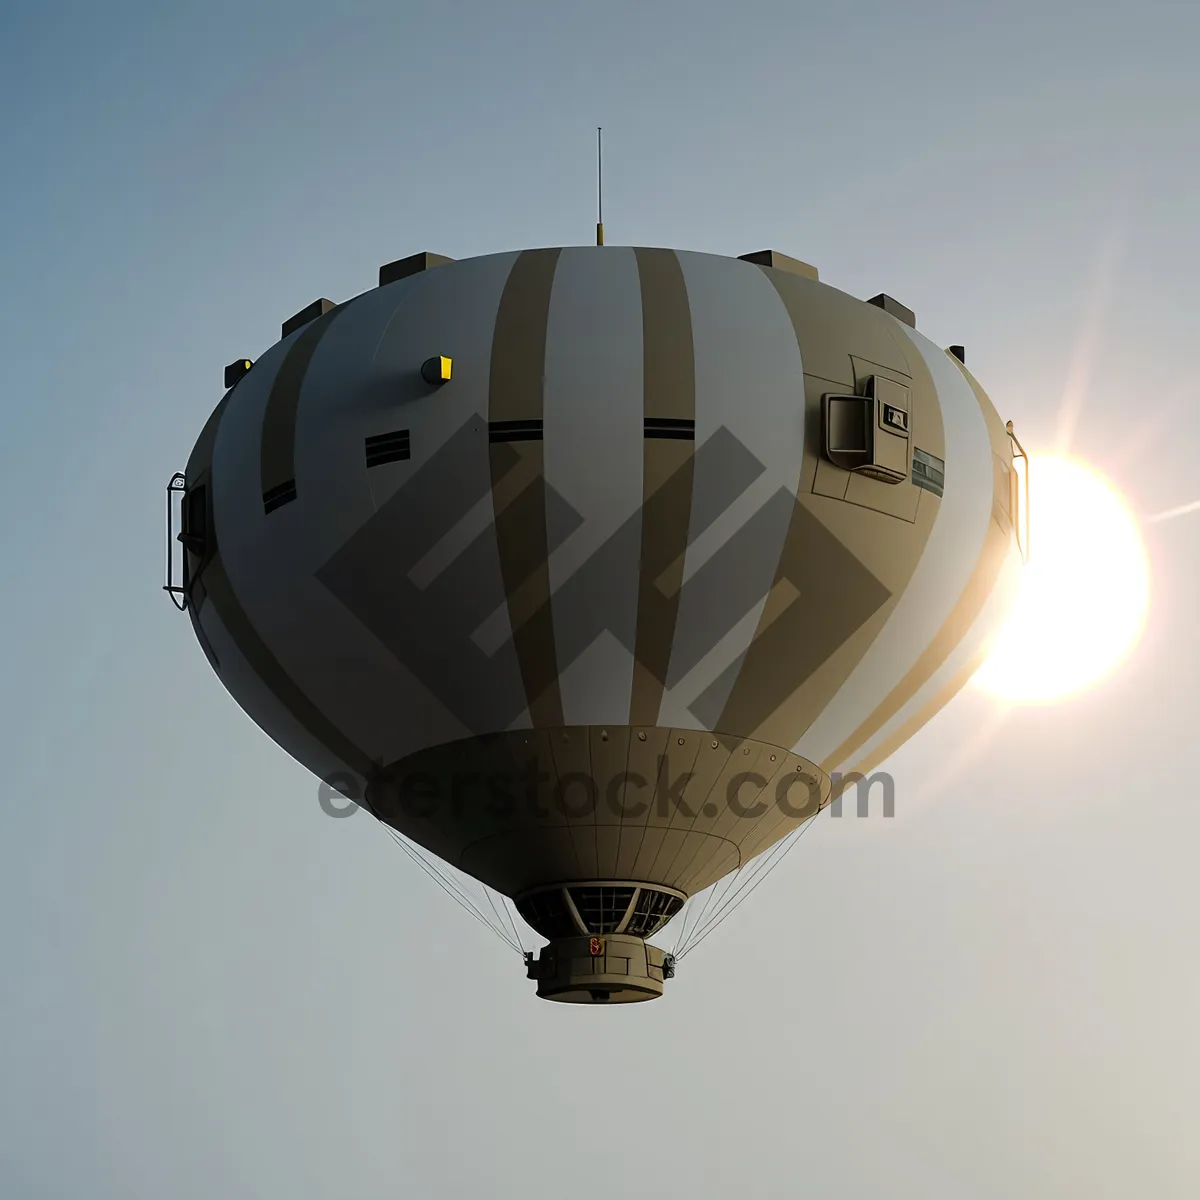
489;419;543;443
365;429;412;468
181;485;208;555
624;889;684;937
568;886;636;934
515;890;578;939
644;417;695;440
262;479;297;514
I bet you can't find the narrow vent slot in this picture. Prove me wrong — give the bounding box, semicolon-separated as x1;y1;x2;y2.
644;417;695;440
912;448;945;498
365;429;411;468
489;419;543;443
262;479;297;514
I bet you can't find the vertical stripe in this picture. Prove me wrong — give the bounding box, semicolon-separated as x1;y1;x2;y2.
955;356;1023;473
185;392;235;489
794;327;995;766
192;601;358;792
630;247;696;725
657;252;808;731
200;339;385;781
260;301;357;497
203;554;377;778
842;537;1021;776
785;342;957;770
821;512;1015;775
183;388;236;612
541;247;644;728
351;251;524;763
711;500;892;744
822;359;1021;772
705;269;937;747
183;388;239;666
315;423;530;737
761;268;909;383
489;247;564;727
225;260;526;786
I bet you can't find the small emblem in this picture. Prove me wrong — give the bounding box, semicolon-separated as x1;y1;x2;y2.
589;937;604;956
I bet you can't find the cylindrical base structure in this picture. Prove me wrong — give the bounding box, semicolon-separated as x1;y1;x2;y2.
526;934;670;1004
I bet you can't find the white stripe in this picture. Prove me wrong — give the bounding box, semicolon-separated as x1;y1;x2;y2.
834;537;1021;772
216;253;522;769
542;247;644;727
794;328;997;765
657;251;806;731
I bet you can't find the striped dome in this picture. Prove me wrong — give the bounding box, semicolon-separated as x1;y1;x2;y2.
181;245;1020;902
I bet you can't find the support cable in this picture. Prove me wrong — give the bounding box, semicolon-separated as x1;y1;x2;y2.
379;825;523;954
678;809;823;959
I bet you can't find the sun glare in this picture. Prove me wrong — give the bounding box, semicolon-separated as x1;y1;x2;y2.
972;454;1150;704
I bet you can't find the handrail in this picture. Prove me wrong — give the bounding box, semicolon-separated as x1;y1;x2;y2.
163;472;188;610
1005;420;1030;563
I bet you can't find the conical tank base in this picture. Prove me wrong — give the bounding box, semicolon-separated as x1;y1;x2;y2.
525;934;671;1004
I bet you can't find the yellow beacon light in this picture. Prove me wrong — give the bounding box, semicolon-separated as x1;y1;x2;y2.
223;358;253;389
421;355;452;385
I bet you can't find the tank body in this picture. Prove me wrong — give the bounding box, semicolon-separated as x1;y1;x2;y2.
180;245;1019;996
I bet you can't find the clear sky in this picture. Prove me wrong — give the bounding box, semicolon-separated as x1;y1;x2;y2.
3;2;1199;1197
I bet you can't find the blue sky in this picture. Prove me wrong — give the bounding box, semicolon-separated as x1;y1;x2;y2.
3;3;1200;1197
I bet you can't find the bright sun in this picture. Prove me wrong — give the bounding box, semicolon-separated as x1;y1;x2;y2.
972;454;1150;705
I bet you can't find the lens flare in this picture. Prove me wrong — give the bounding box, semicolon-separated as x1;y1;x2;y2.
973;455;1149;704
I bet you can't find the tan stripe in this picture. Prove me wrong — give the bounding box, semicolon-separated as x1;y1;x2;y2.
489;248;564;726
711;500;892;745
818;515;1011;774
889;332;946;461
260;300;355;496
816;353;1010;774
186;392;234;488
183;390;236;651
754;266;910;383
203;555;377;779
957;358;1017;535
630;247;695;725
841;646;988;781
184;369;377;778
955;355;1019;465
709;274;942;747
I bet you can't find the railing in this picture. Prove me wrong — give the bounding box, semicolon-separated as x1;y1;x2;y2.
1006;420;1030;563
163;472;188;610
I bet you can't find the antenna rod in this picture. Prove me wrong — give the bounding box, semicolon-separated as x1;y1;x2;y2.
596;127;604;246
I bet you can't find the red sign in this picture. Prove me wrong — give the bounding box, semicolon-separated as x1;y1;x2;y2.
589;937;604;956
